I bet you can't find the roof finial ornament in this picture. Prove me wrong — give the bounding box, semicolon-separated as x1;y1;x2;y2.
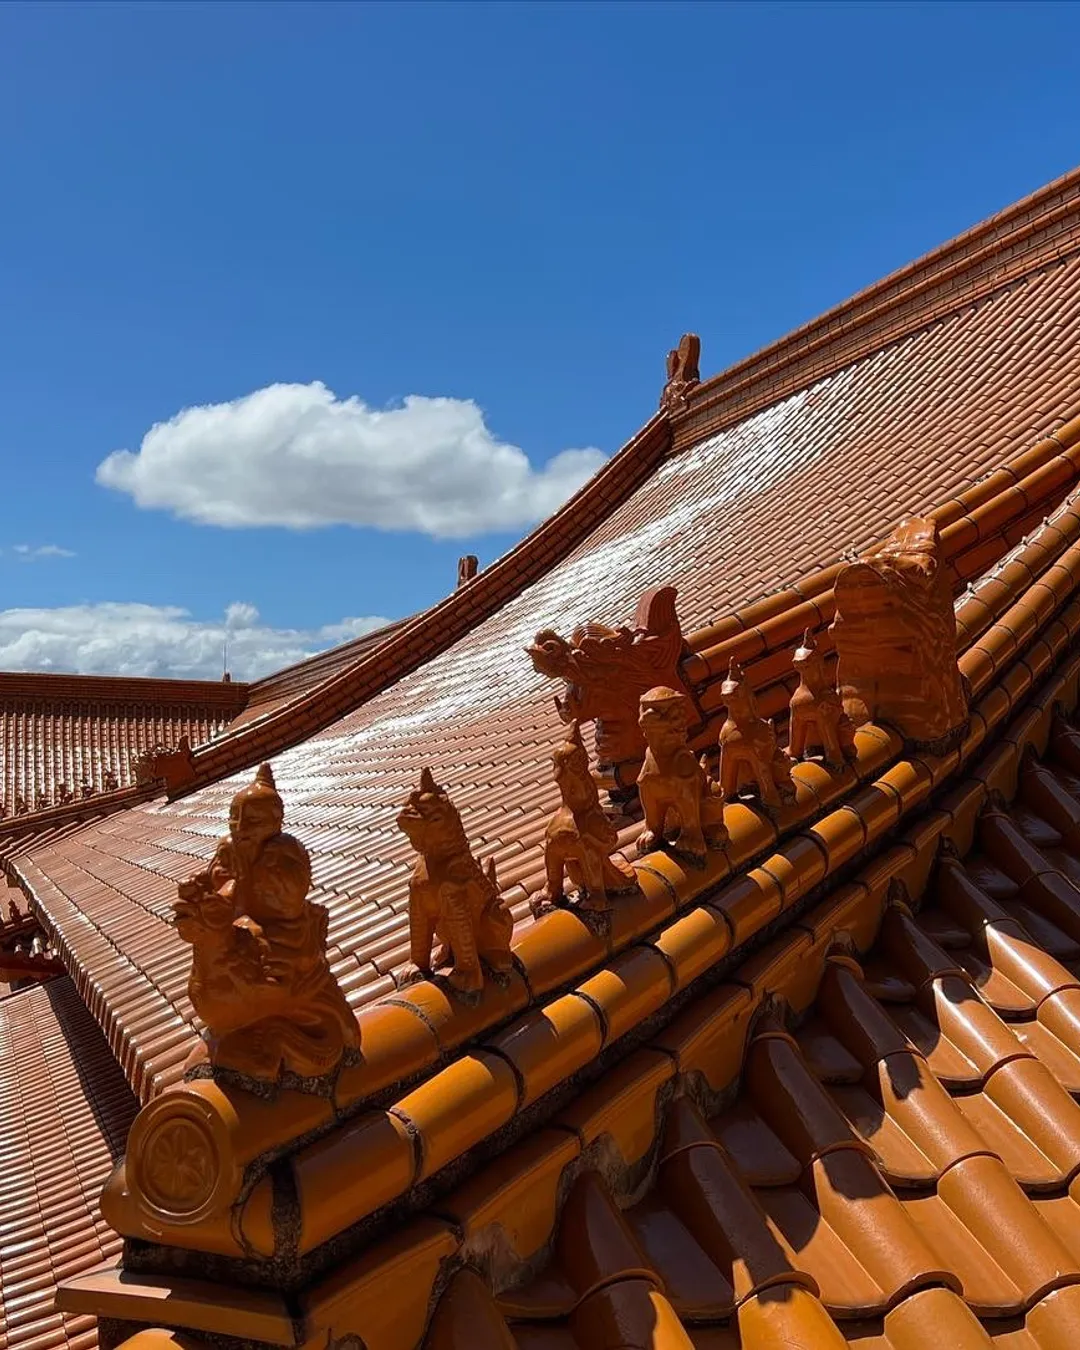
457;555;479;588
787;628;857;773
659;333;701;411
535;720;639;917
397;768;514;1000
173;760;359;1085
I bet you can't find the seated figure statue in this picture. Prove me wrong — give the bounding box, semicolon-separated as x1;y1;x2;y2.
174;762;359;1084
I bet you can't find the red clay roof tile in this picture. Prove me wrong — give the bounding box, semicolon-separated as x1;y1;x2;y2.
0;978;137;1350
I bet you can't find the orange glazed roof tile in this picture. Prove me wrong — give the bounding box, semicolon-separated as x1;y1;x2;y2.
64;613;1080;1350
0;978;138;1350
340;703;1080;1350
12;166;1080;1105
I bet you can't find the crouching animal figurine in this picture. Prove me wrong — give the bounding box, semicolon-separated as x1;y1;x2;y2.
717;660;795;813
787;629;857;771
537;722;638;914
637;686;727;864
397;768;514;997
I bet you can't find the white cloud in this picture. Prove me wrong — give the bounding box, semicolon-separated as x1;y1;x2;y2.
96;382;607;540
0;602;390;682
9;544;76;561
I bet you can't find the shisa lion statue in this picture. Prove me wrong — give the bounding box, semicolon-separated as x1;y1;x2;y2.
528;586;693;804
174;763;359;1084
537;721;639;914
397;768;514;998
637;686;727;865
716;659;795;813
787;628;857;771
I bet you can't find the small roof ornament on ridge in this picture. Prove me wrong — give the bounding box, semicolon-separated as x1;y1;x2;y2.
660;333;701;411
457;555;479;588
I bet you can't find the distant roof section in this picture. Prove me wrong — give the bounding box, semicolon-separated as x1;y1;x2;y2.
0;617;419;815
0;670;248;813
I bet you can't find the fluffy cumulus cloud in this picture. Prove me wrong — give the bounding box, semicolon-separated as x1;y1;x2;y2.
96;382;607;540
7;544;76;561
0;602;389;681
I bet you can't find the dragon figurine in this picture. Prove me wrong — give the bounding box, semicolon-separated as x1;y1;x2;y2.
528;585;693;804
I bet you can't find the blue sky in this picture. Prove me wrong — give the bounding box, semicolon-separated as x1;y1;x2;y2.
0;0;1078;679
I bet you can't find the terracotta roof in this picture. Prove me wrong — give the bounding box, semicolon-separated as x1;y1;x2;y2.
61;510;1080;1348
0;671;248;813
13;167;1080;1105
0;978;138;1350
384;705;1080;1350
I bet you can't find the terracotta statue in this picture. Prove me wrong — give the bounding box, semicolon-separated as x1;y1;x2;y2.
457;555;479;588
787;629;857;770
637;686;727;864
7;899;20;924
173;762;359;1083
57;782;74;807
81;777;95;799
659;333;701;411
716;660;795;812
397;768;514;997
35;790;49;812
14;794;28;816
537;722;639;914
103;767;119;793
831;517;968;745
528;586;692;804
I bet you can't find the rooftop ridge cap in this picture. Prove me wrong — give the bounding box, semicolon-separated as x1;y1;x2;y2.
109;602;1080;1275
0;668;250;703
677;165;1080;438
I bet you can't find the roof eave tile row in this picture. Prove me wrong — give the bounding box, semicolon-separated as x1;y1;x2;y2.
95;474;1080;1280
72;600;1080;1350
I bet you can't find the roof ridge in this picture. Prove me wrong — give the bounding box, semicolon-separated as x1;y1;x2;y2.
0;669;250;707
244;614;414;697
674;164;1080;449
